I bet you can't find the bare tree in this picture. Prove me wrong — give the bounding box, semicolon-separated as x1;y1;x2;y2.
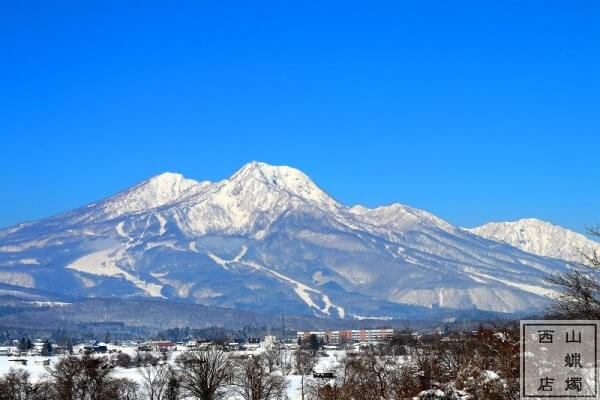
233;355;287;400
294;350;315;400
359;349;398;400
105;378;141;400
163;372;181;400
175;347;232;400
387;364;420;400
263;346;280;374
0;368;34;400
135;351;161;368
546;226;600;319
30;380;56;400
279;347;293;376
114;352;133;368
48;355;113;400
139;363;175;400
47;355;139;400
330;352;393;400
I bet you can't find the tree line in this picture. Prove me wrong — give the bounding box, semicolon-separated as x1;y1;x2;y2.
0;326;520;400
0;346;292;400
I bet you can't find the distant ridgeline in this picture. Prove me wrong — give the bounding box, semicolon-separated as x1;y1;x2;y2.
0;162;594;322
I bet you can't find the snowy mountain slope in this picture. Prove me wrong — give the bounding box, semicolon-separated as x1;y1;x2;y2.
0;162;574;318
467;218;600;264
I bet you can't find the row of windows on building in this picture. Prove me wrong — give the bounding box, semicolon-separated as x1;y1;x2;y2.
297;329;395;344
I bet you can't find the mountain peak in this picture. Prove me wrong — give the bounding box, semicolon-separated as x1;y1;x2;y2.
231;161;309;183
146;171;187;184
468;218;600;263
228;161;336;206
486;217;548;227
94;172;205;219
128;171;202;201
350;202;456;233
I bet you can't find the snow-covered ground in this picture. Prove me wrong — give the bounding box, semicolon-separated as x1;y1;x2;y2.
0;343;348;400
0;355;56;382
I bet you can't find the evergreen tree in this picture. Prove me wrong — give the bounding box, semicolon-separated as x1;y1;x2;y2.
309;334;320;352
42;340;53;356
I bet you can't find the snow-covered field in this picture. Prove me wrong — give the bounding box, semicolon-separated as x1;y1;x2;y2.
0;344;347;400
0;355;56;382
0;333;517;399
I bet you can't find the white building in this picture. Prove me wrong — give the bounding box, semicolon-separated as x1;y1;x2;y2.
297;328;395;344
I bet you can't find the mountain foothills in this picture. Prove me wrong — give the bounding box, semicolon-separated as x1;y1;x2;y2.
0;162;597;321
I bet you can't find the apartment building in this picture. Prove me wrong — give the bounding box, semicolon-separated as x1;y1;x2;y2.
297;328;395;344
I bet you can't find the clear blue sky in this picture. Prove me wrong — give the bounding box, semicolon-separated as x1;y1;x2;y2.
1;2;598;234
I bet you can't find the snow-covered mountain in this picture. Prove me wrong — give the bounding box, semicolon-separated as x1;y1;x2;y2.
0;162;576;319
468;218;599;264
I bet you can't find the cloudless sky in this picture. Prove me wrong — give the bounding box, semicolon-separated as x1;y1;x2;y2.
1;1;598;235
